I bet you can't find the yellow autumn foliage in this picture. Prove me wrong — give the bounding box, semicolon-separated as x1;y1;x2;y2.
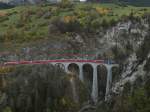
95;7;110;15
0;66;14;74
63;16;77;23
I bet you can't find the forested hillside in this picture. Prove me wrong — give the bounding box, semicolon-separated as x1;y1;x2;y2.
0;2;150;112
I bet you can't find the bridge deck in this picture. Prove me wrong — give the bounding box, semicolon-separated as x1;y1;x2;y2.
2;59;105;66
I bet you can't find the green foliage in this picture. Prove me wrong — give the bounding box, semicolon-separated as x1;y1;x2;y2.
96;77;150;112
59;0;73;9
0;3;149;44
127;87;150;112
2;107;12;112
0;16;9;22
96;102;111;112
49;16;81;33
0;65;80;112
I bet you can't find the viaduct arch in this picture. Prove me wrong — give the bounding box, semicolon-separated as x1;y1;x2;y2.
3;59;119;103
63;62;118;103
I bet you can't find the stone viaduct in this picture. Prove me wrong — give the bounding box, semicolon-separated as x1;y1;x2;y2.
3;59;119;103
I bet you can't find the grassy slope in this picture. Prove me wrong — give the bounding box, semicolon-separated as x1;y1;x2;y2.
0;3;150;51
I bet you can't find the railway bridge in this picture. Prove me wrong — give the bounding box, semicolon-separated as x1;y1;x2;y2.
3;59;119;103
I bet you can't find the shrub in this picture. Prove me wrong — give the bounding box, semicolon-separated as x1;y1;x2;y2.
36;8;45;18
63;15;77;23
49;16;81;33
95;7;110;15
1;65;79;112
0;66;14;74
51;6;61;16
79;4;93;11
0;16;9;22
59;0;72;9
101;19;109;28
0;33;5;42
78;10;100;32
91;18;101;29
15;10;32;28
3;26;18;42
109;18;117;26
19;9;33;24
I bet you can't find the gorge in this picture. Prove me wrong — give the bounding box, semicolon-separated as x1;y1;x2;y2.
0;2;150;112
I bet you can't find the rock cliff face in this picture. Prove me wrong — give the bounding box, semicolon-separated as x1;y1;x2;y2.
93;16;150;99
104;17;150;95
